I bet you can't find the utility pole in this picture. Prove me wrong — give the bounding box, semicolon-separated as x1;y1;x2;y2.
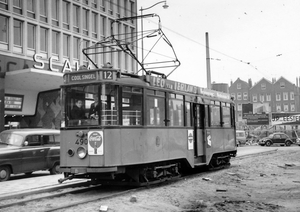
205;32;211;89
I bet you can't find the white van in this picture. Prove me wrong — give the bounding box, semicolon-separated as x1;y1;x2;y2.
236;130;247;146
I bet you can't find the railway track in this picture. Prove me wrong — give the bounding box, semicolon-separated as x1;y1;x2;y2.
0;182;141;212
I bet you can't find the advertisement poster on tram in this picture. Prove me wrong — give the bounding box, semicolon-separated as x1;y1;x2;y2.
271;112;300;126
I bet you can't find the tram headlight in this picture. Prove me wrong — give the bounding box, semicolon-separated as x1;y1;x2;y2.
77;146;87;159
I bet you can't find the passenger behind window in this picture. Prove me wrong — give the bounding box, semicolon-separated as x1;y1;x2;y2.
71;99;86;120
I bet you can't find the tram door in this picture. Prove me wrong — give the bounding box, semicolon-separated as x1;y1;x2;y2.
193;104;206;158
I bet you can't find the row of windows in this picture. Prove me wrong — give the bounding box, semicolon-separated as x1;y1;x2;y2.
66;85;234;128
0;0;136;24
236;81;287;90
237;102;295;113
0;14;135;70
231;92;295;102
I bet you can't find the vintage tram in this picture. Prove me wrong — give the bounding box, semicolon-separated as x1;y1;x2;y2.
58;68;237;185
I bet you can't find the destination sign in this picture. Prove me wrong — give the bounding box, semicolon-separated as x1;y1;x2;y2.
69;71;97;83
149;76;230;99
5;94;24;111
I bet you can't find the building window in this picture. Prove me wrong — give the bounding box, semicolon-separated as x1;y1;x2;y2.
27;23;36;49
63;34;70;58
0;15;8;44
237;83;241;89
100;15;106;39
261;83;266;90
91;0;97;8
13;19;22;46
259;94;264;102
291;103;295;111
52;0;59;26
290;92;295;100
52;31;59;55
0;0;8;10
82;39;89;66
73;4;80;32
63;1;70;29
130;0;134;20
284;104;289;112
108;0;113;15
280;82;285;88
243;92;248;100
123;0;127;17
237;103;242;111
266;93;271;101
82;8;89;36
276;103;281;112
40;0;47;23
27;0;35;19
13;0;23;14
92;12;98;38
116;0;120;17
237;92;242;100
252;94;257;102
73;36;80;59
276;93;281;101
283;92;288;101
230;93;235;100
100;0;105;11
40;27;48;52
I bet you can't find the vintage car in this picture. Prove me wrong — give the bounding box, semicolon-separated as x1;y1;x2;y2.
0;128;60;182
258;132;294;147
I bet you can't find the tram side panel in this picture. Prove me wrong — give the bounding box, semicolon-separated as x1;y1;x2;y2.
60;128;195;170
204;128;236;164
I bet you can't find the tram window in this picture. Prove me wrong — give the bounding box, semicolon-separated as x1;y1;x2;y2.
147;96;165;126
122;86;142;126
169;94;184;127
185;102;192;127
205;105;210;127
210;105;221;126
100;84;118;126
222;106;231;127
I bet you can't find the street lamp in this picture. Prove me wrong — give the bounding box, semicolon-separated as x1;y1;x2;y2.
139;1;169;69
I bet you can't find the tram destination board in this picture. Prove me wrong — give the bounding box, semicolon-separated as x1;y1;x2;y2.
65;69;116;84
4;94;24;111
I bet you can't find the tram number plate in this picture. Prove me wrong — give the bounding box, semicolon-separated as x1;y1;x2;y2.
102;70;114;80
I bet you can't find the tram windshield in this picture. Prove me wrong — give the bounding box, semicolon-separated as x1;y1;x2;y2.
63;84;118;127
63;83;143;127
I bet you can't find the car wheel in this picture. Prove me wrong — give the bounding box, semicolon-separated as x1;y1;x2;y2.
265;141;272;147
285;140;292;146
50;163;61;175
0;166;11;182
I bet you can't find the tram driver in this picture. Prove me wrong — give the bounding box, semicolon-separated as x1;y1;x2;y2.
89;94;99;119
70;99;86;125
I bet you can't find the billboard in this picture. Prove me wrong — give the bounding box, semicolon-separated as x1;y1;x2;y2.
245;114;269;125
271;112;300;126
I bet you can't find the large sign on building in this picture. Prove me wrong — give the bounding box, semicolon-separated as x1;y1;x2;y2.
271;112;300;125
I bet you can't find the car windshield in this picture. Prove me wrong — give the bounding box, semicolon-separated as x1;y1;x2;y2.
0;132;24;146
268;134;275;138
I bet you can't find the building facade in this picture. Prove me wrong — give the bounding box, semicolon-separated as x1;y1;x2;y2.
0;0;137;132
229;77;300;128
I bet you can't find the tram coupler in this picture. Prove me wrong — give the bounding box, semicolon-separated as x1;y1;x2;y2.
58;173;74;184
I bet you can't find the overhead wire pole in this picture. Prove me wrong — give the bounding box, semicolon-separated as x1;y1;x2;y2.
206;32;211;89
139;1;169;75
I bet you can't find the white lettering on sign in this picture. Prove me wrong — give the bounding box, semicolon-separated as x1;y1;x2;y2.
33;54;44;69
32;53;88;72
71;74;96;81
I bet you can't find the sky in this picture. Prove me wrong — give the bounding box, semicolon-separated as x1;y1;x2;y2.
136;0;300;88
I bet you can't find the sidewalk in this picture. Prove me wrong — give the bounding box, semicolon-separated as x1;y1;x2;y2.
0;172;86;200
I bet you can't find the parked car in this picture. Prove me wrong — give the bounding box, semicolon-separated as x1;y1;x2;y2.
0;128;61;182
258;132;293;147
236;130;247;146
